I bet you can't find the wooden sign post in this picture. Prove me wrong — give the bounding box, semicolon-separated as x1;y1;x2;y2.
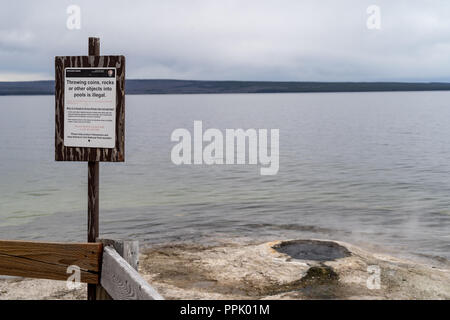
55;37;125;300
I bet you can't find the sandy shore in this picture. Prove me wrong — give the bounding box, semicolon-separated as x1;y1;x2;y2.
1;239;449;300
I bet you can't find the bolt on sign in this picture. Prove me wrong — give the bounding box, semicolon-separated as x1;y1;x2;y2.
55;56;125;162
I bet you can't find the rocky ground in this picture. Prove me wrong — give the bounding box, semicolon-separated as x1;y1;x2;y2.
1;239;449;300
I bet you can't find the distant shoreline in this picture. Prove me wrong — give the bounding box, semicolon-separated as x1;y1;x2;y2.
2;79;450;95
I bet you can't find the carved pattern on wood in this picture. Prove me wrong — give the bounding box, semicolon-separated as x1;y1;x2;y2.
101;246;163;300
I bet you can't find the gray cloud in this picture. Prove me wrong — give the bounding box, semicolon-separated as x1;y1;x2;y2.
0;0;450;81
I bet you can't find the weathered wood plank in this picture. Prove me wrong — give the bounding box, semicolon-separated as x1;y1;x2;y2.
101;246;163;300
0;240;102;284
96;239;139;300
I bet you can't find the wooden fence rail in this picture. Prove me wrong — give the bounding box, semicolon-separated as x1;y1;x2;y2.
101;246;163;300
0;240;102;284
0;239;164;300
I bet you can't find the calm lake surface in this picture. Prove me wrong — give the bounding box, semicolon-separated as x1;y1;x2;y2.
0;92;449;261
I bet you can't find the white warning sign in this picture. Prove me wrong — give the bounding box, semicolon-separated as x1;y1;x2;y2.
64;68;116;148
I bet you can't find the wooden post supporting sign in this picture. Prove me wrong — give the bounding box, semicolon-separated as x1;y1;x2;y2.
55;37;125;300
87;38;100;300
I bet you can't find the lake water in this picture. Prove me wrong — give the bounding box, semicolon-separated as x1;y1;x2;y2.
0;92;449;262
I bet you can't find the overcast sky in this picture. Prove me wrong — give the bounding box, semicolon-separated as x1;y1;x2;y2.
1;0;450;82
